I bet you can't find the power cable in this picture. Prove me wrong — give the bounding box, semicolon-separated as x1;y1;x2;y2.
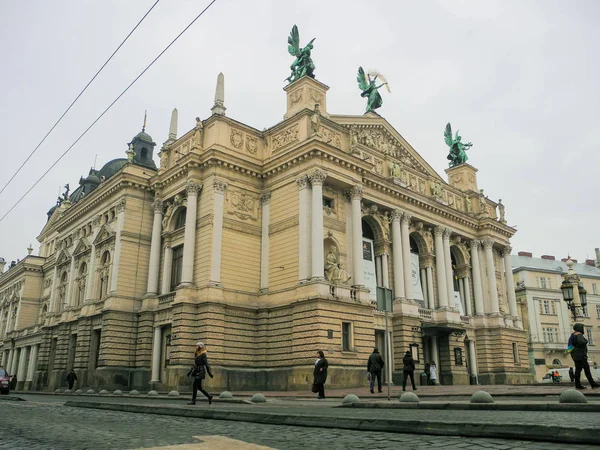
0;0;161;198
0;0;219;224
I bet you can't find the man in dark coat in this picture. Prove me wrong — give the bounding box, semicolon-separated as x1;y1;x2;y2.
570;323;599;389
367;347;384;394
402;350;417;391
313;350;328;399
66;369;78;390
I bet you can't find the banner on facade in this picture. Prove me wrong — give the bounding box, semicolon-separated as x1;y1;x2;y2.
363;238;378;301
453;291;465;316
410;253;424;306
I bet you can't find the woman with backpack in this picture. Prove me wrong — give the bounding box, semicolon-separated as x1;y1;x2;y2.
187;341;214;405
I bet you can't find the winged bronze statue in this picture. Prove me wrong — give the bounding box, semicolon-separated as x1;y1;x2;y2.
357;66;389;113
285;25;316;84
444;123;472;167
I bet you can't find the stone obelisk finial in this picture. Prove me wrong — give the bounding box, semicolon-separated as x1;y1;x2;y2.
211;72;226;116
163;108;178;146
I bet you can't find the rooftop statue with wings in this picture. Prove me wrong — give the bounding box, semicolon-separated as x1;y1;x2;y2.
285;25;316;84
444;122;473;167
357;66;390;114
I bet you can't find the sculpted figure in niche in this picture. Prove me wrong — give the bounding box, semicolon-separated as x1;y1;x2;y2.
310;104;321;136
478;189;489;217
159;149;168;169
497;199;506;223
193;117;203;148
465;196;473;214
388;161;402;178
324;246;351;285
431;180;444;199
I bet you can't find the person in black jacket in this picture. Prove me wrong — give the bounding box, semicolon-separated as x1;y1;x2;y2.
570;323;599;389
66;369;78;390
367;347;384;394
313;350;328;399
187;341;214;405
402;350;417;391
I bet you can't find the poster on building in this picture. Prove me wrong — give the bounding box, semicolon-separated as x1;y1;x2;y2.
453;291;465;316
363;238;378;301
410;253;424;306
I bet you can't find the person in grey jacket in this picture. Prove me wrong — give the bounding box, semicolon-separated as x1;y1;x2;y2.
570;323;599;389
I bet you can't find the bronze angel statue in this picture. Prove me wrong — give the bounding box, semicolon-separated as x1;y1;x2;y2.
444;122;472;167
357;67;390;113
285;25;316;84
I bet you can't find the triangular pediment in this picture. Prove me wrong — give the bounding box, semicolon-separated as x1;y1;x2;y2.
92;224;115;246
56;248;71;266
39;206;63;236
73;238;90;257
330;114;445;182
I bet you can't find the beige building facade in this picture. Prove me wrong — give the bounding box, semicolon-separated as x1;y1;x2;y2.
513;252;600;381
0;74;532;392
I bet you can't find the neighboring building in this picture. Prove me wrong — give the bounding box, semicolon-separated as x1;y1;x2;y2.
0;73;532;392
513;252;600;381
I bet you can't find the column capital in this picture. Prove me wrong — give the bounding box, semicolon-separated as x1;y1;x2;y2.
443;228;453;239
212;179;227;193
308;169;327;186
186;180;203;195
346;184;364;200
433;225;445;237
482;238;495;249
296;175;309;190
260;191;272;204
152;198;163;213
502;245;512;257
93;215;102;228
470;239;481;249
401;212;412;225
391;208;403;222
116;198;126;213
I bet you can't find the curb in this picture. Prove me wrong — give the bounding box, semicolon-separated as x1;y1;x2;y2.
12;391;248;404
339;402;600;412
0;395;25;402
64;401;600;445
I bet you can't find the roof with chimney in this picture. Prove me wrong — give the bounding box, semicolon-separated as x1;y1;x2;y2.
511;253;600;279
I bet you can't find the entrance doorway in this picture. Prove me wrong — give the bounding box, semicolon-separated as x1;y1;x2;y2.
160;325;172;383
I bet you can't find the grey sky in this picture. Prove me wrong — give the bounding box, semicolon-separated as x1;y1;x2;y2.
1;0;598;264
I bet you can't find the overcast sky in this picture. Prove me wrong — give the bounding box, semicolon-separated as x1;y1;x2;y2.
1;0;598;265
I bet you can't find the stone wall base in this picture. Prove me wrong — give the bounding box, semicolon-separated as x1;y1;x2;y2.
477;371;533;385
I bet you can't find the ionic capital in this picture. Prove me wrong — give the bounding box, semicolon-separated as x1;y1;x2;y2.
308;169;327;186
295;175;309;190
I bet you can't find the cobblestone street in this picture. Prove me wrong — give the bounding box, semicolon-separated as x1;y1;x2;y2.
1;400;599;450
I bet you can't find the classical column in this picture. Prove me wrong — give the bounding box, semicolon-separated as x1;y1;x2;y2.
85;218;101;301
375;256;383;287
65;255;76;307
11;349;20;378
48;270;58;313
146;198;163;296
468;340;478;383
502;246;519;319
309;170;327;280
17;347;28;381
150;326;162;383
458;277;465;312
348;184;364;286
160;245;173;294
420;268;428;307
464;275;473;316
430;336;440;368
6;348;14;374
401;213;412;299
443;228;455;307
426;265;435;309
183;181;202;285
433;226;448;308
260;191;271;291
483;239;500;314
109;199;126;293
391;210;405;299
26;344;38;382
296;175;311;281
381;253;389;288
470;240;485;315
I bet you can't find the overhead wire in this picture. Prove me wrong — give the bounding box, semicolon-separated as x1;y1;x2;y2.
0;0;219;224
0;0;161;198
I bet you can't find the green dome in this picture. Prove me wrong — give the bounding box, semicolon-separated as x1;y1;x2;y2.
97;158;128;180
134;130;154;143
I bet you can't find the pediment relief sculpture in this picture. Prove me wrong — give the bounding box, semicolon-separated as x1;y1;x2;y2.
73;239;91;257
227;189;258;221
92;224;115;246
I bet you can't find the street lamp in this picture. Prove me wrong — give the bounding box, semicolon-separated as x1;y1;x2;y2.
560;258;587;321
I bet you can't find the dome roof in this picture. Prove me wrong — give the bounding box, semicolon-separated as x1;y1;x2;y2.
134;130;154;143
97;158;128;180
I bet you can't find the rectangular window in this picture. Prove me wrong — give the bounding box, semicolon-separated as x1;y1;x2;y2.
593;283;598;295
170;245;184;291
547;277;552;289
322;196;334;209
342;322;352;351
540;277;547;289
582;304;589;317
534;358;546;365
586;327;594;346
596;304;600;319
512;343;519;363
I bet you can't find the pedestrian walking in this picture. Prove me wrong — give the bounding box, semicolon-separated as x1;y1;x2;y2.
424;362;431;385
568;323;599;390
313;350;328;399
186;341;214;405
66;369;78;390
402;350;417;391
429;362;438;385
569;367;575;382
367;347;384;394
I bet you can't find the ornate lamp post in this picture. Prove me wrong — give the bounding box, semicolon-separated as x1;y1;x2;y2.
560;258;587;322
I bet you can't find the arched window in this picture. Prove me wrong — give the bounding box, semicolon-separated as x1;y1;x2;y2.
141;148;148;158
174;208;187;230
99;251;111;299
552;358;562;366
57;271;68;311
